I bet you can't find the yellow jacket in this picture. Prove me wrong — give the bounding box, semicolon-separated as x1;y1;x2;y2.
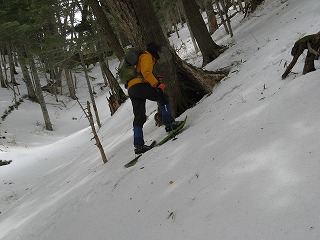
127;51;159;90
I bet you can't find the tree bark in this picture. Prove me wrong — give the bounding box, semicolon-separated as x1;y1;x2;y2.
6;42;18;84
181;0;222;66
0;47;9;86
16;48;37;102
0;57;6;88
98;53;127;104
96;40;127;105
29;57;53;131
186;20;200;53
64;69;77;100
88;0;125;60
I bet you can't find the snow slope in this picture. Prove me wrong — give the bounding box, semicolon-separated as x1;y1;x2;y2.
1;0;320;239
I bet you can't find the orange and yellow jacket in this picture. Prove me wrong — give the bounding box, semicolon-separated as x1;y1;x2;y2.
127;51;159;90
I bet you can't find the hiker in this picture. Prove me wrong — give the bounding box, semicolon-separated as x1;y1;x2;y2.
282;31;320;79
127;42;182;154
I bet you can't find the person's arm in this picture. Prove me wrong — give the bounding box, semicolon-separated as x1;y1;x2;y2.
139;54;159;87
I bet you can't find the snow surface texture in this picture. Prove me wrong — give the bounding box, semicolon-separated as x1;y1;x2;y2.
1;0;320;239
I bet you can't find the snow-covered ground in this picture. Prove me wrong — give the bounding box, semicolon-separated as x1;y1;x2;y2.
1;0;320;239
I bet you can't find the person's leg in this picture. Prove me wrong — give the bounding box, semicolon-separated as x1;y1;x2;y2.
129;86;147;146
130;83;166;102
131;98;146;146
130;97;154;154
138;85;175;128
157;93;184;132
129;83;180;133
159;103;174;127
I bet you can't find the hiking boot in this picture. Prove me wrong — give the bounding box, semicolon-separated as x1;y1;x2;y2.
165;121;183;132
134;144;153;154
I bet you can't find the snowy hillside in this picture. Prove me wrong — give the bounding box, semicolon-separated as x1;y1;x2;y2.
1;0;320;239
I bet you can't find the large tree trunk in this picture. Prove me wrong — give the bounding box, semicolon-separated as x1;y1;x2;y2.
104;0;227;116
89;0;127;115
181;0;223;66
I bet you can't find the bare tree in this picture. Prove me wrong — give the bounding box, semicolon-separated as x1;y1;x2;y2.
78;100;108;164
78;48;102;128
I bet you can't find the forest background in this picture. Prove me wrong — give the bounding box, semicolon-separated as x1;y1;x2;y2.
1;0;320;239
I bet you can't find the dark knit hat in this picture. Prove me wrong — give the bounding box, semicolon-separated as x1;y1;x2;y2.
146;42;162;53
146;42;161;60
